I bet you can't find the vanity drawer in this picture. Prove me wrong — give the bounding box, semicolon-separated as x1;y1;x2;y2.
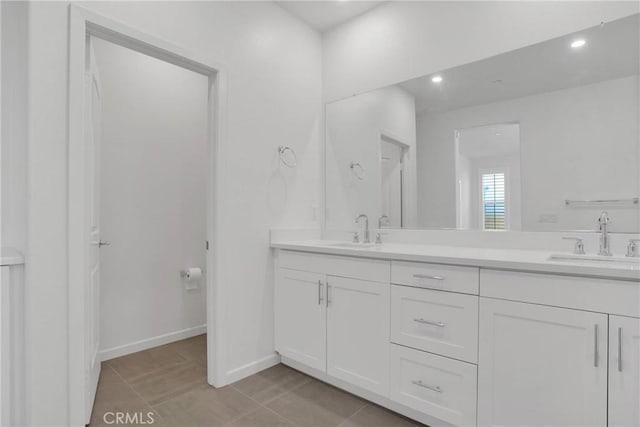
391;285;478;363
278;250;390;283
480;269;640;318
392;261;479;295
390;344;477;427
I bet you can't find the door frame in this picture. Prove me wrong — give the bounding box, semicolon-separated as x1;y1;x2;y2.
379;130;411;228
68;5;226;425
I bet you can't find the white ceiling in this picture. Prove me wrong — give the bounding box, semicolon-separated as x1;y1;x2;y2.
400;14;640;114
275;1;385;32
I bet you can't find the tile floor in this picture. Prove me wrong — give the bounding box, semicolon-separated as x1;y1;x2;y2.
90;334;425;427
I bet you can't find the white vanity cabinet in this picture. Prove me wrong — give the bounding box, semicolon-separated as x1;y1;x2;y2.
275;268;327;371
608;315;640;427
478;297;608;427
274;251;391;396
478;269;640;427
273;245;639;427
326;276;390;395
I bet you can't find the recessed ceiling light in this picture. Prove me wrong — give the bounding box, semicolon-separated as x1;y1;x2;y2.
570;39;586;49
431;75;443;83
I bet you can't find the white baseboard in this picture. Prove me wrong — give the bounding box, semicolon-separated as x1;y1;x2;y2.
221;352;281;385
99;324;207;361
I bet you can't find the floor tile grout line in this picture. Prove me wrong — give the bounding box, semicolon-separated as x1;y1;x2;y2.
336;403;370;427
107;355;191;385
230;380;302;426
100;363;172;425
147;377;210;409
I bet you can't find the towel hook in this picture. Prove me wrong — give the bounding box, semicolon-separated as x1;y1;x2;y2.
350;161;365;181
278;145;297;168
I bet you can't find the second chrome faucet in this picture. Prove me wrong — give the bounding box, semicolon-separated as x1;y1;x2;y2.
355;214;370;244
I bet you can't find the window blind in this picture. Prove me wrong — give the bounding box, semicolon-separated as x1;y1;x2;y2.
482;172;505;230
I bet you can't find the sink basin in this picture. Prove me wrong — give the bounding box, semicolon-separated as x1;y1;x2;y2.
548;254;640;268
327;242;378;249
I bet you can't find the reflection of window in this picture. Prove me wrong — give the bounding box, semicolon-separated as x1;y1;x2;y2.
482;172;506;230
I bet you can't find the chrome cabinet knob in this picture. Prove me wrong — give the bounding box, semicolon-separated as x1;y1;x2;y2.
562;237;585;255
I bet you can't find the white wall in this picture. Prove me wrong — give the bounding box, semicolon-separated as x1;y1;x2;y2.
1;2;28;253
25;2;322;424
417;76;639;232
325;85;416;231
323;1;640;101
92;38;208;355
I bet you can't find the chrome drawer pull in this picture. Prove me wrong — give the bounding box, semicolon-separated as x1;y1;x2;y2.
413;274;445;281
414;318;445;327
412;380;442;393
618;327;623;372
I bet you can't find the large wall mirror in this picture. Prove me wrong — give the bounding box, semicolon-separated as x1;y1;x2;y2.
326;14;640;233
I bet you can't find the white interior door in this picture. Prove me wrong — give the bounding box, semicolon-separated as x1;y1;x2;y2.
84;37;102;424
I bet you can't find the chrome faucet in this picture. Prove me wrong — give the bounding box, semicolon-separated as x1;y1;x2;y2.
355;214;370;244
598;211;612;256
376;215;390;244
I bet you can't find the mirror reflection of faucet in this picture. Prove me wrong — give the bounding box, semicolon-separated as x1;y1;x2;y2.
598;211;612;256
376;215;390;244
355;214;370;244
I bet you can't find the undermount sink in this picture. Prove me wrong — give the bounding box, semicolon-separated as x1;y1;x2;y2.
548;254;640;268
327;242;378;249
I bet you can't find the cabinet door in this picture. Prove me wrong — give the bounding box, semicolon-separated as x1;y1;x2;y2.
327;276;390;396
275;268;326;371
609;315;640;427
478;298;607;427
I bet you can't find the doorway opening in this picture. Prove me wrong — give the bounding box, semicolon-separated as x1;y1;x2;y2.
68;7;225;425
380;134;409;228
454;123;522;231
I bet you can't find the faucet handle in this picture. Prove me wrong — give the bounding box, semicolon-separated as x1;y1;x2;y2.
563;237;586;255
352;231;360;244
626;239;640;258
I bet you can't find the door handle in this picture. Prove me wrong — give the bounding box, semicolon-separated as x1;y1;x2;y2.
593;324;599;367
92;240;110;247
618;327;623;372
317;280;324;305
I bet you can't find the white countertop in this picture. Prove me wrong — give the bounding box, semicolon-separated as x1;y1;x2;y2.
271;240;640;281
1;247;24;266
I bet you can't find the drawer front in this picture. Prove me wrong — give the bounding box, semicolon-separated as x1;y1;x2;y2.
392;261;479;295
481;269;640;318
391;285;479;363
390;344;477;427
278;250;390;283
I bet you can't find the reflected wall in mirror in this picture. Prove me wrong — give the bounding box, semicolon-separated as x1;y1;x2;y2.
326;14;640;233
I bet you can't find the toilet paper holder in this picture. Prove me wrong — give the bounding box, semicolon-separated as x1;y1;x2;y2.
180;268;202;279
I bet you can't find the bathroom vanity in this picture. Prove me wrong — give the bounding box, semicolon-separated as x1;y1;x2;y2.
295;11;640;427
272;241;639;427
